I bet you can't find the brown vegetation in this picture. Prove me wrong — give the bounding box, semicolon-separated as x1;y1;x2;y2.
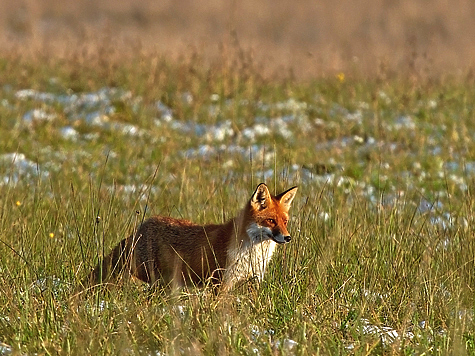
1;0;475;78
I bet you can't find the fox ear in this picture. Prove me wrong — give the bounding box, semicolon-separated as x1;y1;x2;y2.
276;186;298;210
251;183;271;210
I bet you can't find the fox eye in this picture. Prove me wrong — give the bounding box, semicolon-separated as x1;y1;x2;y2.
283;220;288;226
266;218;276;225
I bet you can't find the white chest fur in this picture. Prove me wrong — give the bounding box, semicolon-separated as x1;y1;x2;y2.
223;238;277;290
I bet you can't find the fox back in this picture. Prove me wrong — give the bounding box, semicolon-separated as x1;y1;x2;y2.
80;183;298;292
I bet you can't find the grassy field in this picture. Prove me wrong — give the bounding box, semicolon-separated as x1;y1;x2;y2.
0;44;475;355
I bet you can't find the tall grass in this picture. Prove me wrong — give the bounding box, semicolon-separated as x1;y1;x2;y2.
0;43;474;355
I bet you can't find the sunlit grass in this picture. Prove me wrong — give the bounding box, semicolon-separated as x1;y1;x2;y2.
0;43;474;355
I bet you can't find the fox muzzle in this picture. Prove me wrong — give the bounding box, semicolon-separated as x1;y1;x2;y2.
273;234;291;244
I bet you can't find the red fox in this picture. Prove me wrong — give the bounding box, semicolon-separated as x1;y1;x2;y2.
80;183;298;292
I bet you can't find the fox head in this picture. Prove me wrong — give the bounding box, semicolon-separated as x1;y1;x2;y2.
246;183;298;244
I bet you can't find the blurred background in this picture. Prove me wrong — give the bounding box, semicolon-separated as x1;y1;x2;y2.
1;0;475;78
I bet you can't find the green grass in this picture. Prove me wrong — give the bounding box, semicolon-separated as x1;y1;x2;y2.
0;45;475;355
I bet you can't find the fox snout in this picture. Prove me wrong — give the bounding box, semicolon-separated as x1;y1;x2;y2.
272;233;292;244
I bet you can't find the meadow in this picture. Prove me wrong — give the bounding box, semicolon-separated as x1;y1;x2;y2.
0;43;475;355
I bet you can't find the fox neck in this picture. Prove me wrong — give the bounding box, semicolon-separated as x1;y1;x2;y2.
225;206;261;251
221;207;277;290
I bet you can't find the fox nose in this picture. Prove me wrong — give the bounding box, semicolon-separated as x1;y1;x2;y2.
284;235;291;243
